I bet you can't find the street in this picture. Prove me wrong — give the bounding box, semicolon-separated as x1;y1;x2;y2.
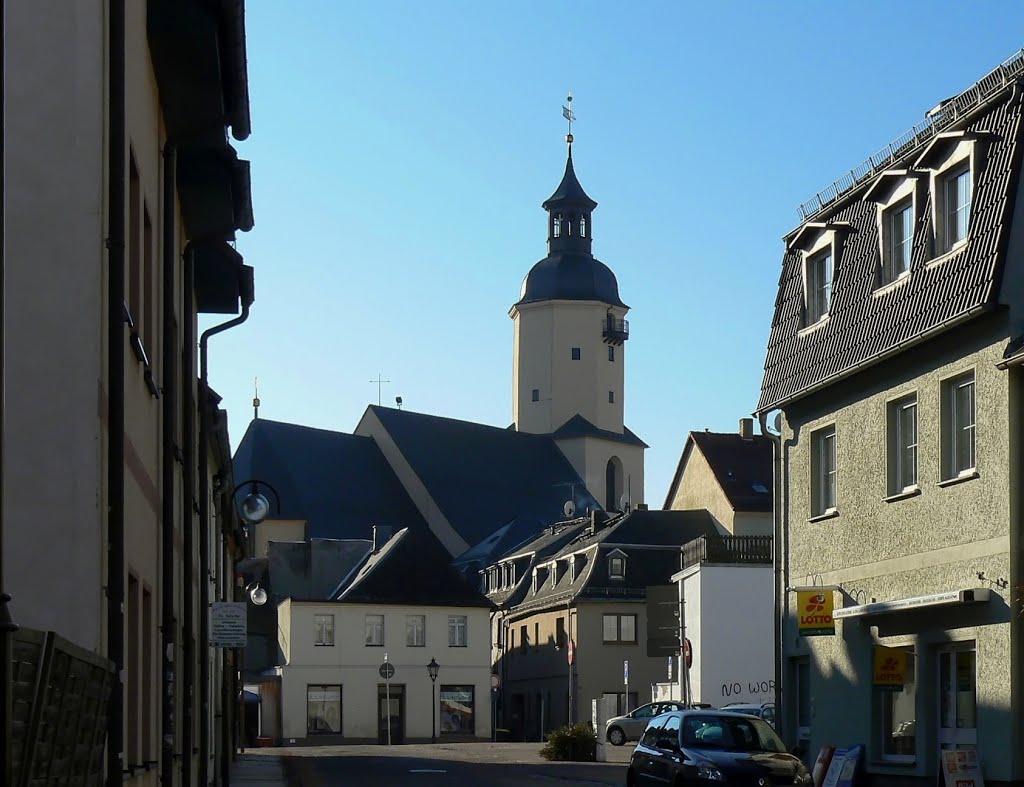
275;743;629;786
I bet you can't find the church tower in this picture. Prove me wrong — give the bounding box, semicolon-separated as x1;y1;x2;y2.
510;107;645;510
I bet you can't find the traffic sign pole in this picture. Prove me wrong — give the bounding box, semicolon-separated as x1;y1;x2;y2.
384;653;391;746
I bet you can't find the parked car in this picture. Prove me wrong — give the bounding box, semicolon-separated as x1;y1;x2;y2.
627;710;811;786
720;701;776;728
605;701;692;746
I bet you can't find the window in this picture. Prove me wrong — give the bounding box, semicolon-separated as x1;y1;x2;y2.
942;372;976;479
806;249;833;324
875;647;916;762
580;215;587;237
884;199;913;283
314;614;335;646
531;569;539;594
569;557;577;582
520;624;528;653
534;622;540;650
531;388;540;402
811;426;837;517
608;552;625;580
553;214;562;238
639;714;666;748
943;166;971;250
608;345;615;362
571;347;581;360
448;615;467;647
556;616;566;649
795;657;811;744
307;685;342;734
608;390;615;404
406;615;425;647
365;614;384;646
888;395;918;494
602;613;637;643
440;685;475;734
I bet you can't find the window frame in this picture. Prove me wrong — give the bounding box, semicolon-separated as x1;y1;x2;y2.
942;164;972;252
608;345;615;362
531;388;540;403
406;614;426;647
602;613;637;644
448;615;468;648
810;425;837;518
882;198;914;285
887;394;918;495
873;645;917;764
608;551;626;581
608;390;615;404
941;370;976;480
365;613;385;647
314;613;335;647
805;248;833;325
306;684;342;735
571;347;581;361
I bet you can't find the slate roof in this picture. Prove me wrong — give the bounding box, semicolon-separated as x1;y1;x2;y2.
758;79;1024;412
231;418;429;540
365;406;599;552
552;414;648;448
337;528;492;608
663;432;773;513
517;251;626;307
543;150;598;211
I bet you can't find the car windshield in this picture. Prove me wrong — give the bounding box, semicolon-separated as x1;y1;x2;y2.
682;715;787;753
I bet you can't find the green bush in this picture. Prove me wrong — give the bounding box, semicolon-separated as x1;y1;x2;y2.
539;722;597;761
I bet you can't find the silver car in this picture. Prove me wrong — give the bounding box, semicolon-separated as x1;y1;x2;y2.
720;702;777;728
605;701;689;746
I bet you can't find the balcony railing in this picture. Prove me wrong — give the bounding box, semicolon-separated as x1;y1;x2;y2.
602;317;629;344
681;535;773;570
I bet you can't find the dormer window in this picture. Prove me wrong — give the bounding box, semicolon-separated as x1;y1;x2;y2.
942;165;971;251
532;569;538;594
806;249;833;324
883;199;913;284
569;556;577;583
608;549;626;580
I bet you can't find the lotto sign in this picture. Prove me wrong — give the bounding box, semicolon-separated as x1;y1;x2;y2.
941;748;984;787
797;590;834;636
872;647;907;688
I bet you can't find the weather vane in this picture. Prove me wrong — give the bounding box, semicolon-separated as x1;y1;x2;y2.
562;90;575;149
253;376;260;419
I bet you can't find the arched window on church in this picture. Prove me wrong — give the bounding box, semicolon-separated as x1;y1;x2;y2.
553;215;562;238
580;215;587;238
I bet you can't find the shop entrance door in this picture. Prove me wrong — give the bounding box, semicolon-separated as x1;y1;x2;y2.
378;684;405;744
938;646;977;750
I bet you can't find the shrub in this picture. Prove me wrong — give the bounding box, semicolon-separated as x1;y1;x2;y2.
539;722;597;761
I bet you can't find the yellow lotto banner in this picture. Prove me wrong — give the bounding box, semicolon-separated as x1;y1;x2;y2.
873;646;907;688
797;590;834;636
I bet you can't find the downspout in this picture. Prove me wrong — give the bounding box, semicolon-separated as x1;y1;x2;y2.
106;2;127;786
181;246;195;787
160;143;177;787
758;411;783;736
199;269;253;787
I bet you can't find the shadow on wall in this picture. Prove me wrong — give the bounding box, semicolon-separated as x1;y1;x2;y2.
492;630;576;743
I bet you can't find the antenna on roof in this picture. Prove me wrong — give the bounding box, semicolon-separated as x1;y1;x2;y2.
253;377;260;420
564;500;576;518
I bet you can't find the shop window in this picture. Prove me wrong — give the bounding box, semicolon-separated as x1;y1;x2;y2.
875;646;916;763
440;685;475;734
307;685;342;734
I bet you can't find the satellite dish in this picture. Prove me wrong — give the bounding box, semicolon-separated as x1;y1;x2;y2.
765;411;782;436
619;493;631;512
563;500;576;518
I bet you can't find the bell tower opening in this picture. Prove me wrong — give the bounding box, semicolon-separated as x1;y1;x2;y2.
606;456;623;511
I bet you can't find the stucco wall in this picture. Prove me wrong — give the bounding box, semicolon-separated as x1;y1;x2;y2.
780;316;1018;781
512;300;627;435
278;601;492;742
555;436;645;510
667;445;735;532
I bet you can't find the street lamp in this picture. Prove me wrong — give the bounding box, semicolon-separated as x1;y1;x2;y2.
427;658;439;744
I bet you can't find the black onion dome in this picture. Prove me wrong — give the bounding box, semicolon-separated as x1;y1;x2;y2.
518;252;625;307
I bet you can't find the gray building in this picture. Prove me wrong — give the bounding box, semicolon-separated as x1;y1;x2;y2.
756;52;1024;784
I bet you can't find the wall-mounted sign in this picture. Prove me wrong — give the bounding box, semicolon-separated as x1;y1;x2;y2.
797;590;834;636
210;602;247;648
833;589;990;619
872;647;907;688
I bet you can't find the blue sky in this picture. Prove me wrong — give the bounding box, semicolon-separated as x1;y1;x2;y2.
207;2;1024;503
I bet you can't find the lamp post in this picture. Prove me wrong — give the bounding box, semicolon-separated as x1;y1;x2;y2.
427;658;439;744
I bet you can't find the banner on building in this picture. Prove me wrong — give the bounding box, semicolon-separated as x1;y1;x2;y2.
872;646;907;689
797;590;834;636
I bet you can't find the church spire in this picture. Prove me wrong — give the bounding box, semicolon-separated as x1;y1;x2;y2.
544;92;596;254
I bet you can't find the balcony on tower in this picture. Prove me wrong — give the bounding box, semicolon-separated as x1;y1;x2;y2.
602;315;629;344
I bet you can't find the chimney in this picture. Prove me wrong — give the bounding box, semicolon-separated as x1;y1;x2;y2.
739;417;754;439
636;503;649;511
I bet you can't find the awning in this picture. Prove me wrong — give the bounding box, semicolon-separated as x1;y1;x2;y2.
833;588;990;620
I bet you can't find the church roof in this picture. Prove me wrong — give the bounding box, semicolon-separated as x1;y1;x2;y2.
517;251;625;307
231;418;429;540
542;150;598;211
363;405;598;553
551;413;648;447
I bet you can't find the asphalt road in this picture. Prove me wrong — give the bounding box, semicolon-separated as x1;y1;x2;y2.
279;743;629;786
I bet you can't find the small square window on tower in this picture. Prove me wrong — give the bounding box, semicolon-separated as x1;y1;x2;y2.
532;389;540;402
608;346;615;362
571;347;581;360
608;391;615;404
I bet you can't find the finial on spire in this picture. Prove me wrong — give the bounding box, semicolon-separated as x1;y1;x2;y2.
253;377;260;419
562;91;575;151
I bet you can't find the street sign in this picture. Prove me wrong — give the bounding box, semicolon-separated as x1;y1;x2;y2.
623;659;629;684
379;662;396;680
567;638;575;666
490;674;500;689
683;637;693;669
210;602;247;648
667;656;673;682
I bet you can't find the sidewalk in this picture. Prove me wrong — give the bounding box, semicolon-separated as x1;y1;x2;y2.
230;752;292;787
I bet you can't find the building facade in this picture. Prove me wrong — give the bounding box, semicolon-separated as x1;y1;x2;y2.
757;52;1024;785
4;2;255;785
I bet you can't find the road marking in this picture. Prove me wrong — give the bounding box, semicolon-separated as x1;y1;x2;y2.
409;769;448;773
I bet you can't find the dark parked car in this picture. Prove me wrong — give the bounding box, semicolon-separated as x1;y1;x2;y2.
626;710;811;786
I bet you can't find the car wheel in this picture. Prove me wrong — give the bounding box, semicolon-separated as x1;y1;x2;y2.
608;726;626;746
